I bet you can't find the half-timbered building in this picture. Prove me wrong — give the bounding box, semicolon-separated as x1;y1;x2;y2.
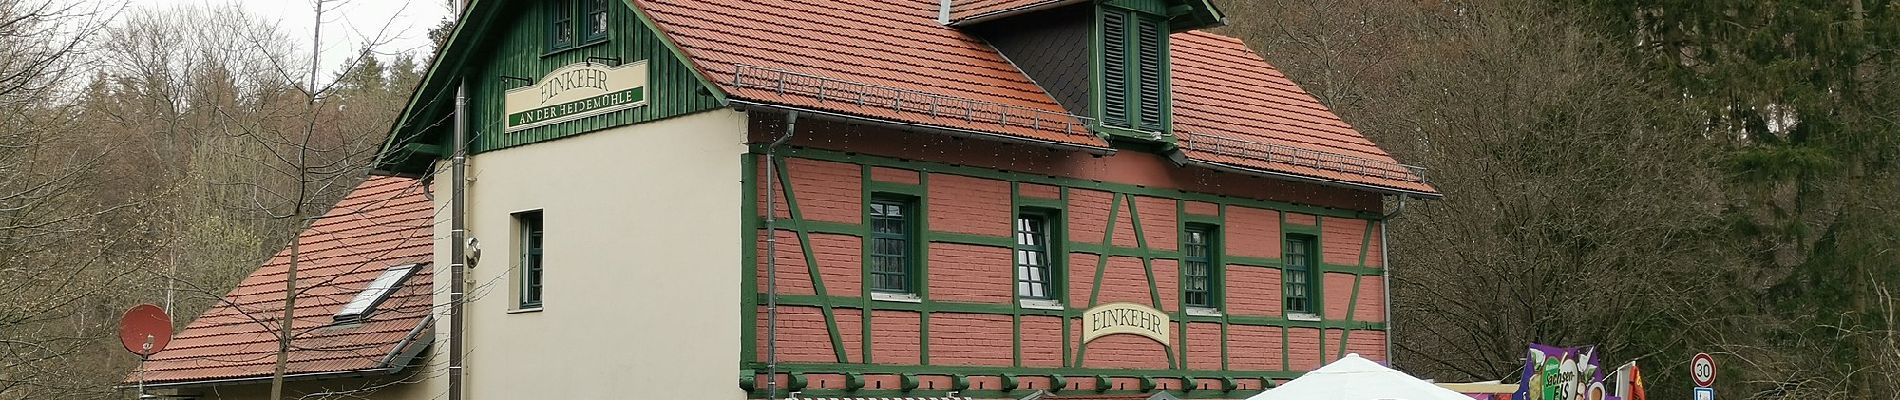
163;0;1445;399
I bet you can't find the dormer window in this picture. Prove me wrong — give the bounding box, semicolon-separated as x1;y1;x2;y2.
1097;3;1170;138
334;264;421;323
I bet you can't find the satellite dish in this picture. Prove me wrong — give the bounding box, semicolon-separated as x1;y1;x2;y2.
119;304;173;359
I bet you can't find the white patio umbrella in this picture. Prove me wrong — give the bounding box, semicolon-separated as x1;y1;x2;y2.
1246;353;1476;400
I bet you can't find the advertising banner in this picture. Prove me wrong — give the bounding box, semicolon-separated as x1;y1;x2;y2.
1515;344;1614;400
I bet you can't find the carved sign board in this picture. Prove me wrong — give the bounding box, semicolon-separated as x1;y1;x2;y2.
504;60;649;132
1082;302;1170;345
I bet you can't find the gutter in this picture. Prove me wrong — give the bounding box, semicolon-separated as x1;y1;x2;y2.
763;111;799;400
728;100;1117;157
1167;150;1442;200
129;368;404;390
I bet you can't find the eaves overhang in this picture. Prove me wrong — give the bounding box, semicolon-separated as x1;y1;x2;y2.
730;100;1117;156
122;317;436;390
1168;150;1445;200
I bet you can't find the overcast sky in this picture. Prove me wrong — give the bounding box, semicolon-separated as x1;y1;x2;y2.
112;0;454;74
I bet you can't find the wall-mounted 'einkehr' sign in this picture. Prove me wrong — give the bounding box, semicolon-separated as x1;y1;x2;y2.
504;60;650;132
1082;302;1170;345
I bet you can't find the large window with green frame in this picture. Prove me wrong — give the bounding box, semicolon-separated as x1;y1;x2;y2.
546;0;610;52
1284;233;1318;314
1015;210;1060;301
1097;5;1169;135
868;196;917;294
1182;224;1220;310
516;210;545;309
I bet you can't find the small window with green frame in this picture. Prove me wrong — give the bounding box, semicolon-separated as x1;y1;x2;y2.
584;0;610;43
1182;223;1221;311
516;210;545;309
547;0;610;52
546;0;575;52
868;196;918;295
1284;233;1318;315
1015;209;1061;303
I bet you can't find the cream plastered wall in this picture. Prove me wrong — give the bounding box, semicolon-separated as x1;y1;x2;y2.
431;109;749;400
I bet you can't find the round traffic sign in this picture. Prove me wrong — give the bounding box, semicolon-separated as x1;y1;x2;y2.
118;304;173;358
1691;352;1716;387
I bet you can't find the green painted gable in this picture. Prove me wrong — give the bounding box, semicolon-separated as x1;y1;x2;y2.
376;0;722;175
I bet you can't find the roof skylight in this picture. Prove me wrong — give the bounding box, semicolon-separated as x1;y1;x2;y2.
333;264;421;323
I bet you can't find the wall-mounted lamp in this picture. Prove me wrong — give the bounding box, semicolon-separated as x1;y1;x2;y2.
586;56;622;66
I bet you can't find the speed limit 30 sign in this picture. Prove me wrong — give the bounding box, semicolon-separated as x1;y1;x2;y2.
1691;353;1717;387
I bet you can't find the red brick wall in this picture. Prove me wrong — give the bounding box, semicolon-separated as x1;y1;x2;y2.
870;311;920;365
811;233;861;296
1184;201;1219;217
1082;328;1171;370
785;158;861;224
1094;256;1151;304
928;243;1011;304
754;118;1384;212
1152;258;1178;312
1227;325;1283;371
755;305;835;363
1322;217;1368;266
1323;272;1358;321
1020;183;1061;199
1356;276;1386;322
1325;328;1347;360
1347;330;1389;362
1226;206;1281;259
1068;253;1098;306
1288;327;1324;370
1366;222;1385;267
1020;316;1064;367
927;173;1011;236
1068;188;1113;244
1286;212;1318;226
1187;322;1223;370
756;229;813;295
871;166;919;184
836;308;863;362
1135;196;1178;251
1226;266;1282;317
929;314;1014;366
1111;197;1139;248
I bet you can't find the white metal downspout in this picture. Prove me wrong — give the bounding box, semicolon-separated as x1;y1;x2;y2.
1382;196;1407;366
763;111;799;399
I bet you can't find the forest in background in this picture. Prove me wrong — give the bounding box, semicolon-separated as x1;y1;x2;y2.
0;0;1894;399
1221;1;1899;399
0;0;445;398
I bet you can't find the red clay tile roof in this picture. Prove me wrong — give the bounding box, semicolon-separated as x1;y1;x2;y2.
132;176;434;385
629;0;1437;196
635;0;1107;149
1170;32;1437;196
949;0;1071;22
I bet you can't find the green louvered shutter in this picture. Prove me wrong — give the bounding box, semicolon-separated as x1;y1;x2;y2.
1100;11;1130;128
1136;17;1164;131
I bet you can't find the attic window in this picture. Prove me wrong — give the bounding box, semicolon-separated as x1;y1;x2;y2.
333;264;420;323
1097;5;1170;137
547;0;609;52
